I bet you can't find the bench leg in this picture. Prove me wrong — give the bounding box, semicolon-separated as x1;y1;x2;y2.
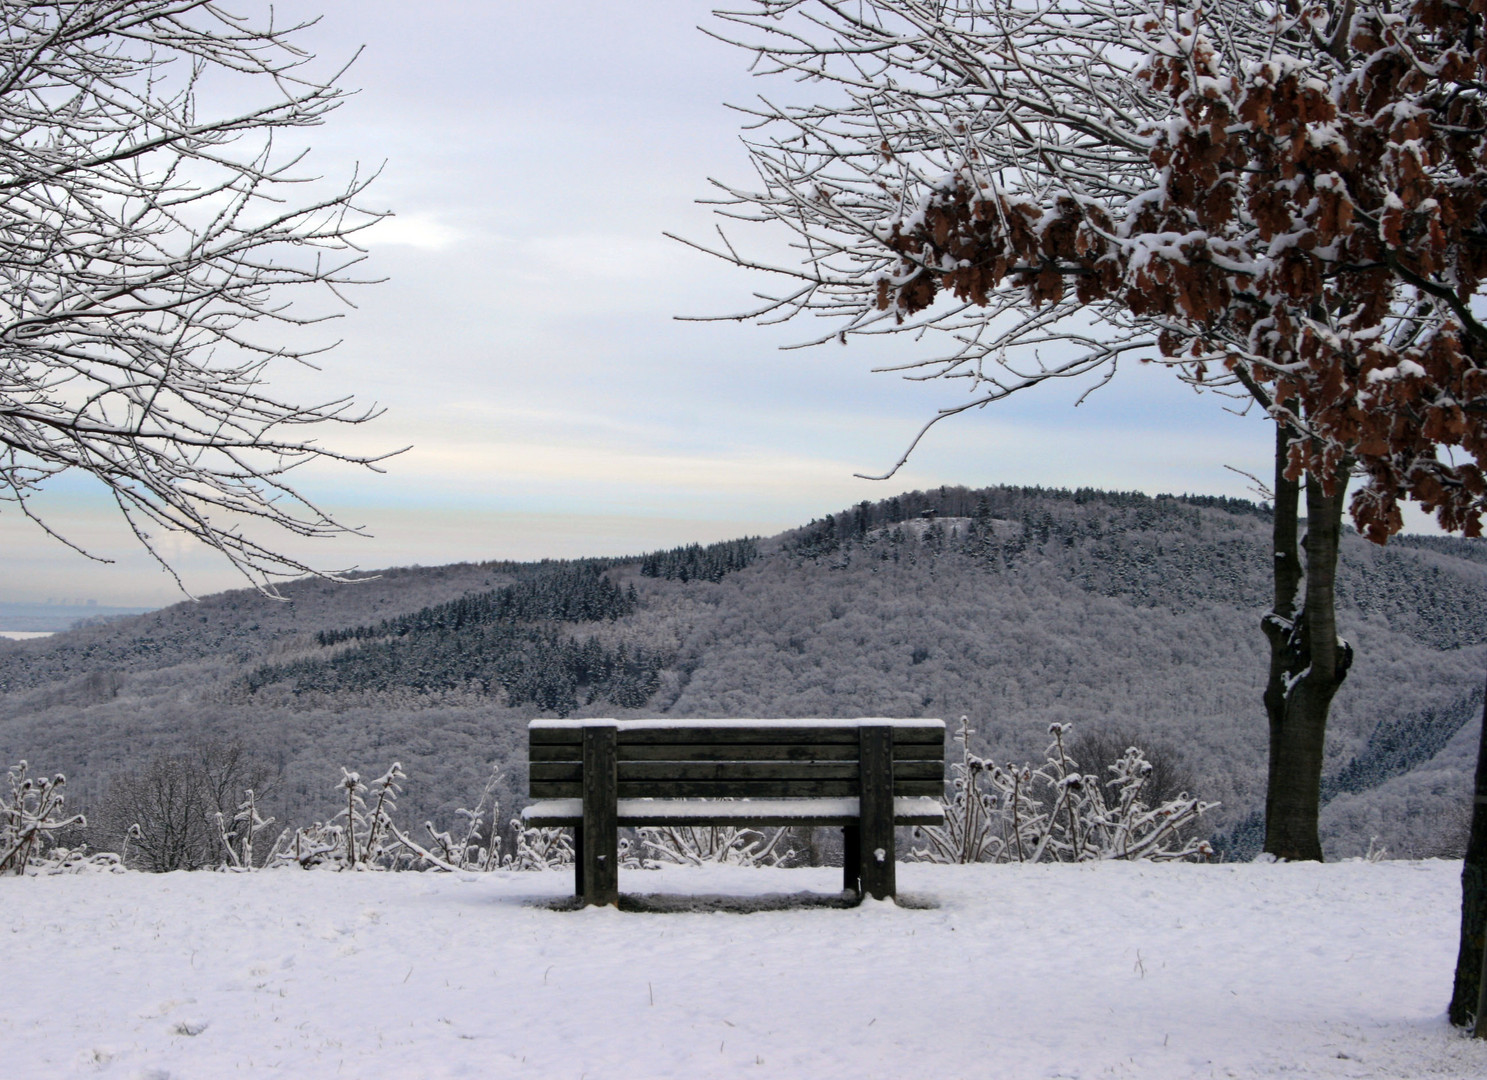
582;723;619;907
842;824;861;896
573;827;584;897
859;725;896;901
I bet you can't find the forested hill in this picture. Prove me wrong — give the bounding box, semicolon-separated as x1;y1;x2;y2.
2;484;1483;861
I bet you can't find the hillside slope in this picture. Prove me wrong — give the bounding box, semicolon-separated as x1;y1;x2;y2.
2;485;1482;859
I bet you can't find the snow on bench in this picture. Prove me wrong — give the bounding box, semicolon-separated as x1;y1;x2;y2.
523;717;946;906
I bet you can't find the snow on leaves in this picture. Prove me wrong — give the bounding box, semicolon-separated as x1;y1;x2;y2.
706;2;1487;543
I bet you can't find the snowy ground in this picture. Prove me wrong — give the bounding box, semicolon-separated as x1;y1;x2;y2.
5;860;1487;1079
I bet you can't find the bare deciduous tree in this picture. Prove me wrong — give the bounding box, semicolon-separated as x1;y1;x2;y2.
94;740;276;871
0;1;393;593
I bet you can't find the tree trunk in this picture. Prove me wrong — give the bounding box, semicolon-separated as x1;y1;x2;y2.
1449;674;1487;1028
1263;443;1354;861
1262;423;1304;842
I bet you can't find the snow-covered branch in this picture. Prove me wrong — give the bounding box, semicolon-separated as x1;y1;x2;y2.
0;1;394;594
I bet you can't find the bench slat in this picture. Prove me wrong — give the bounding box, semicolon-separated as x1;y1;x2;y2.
536;762;935;783
536;762;896;783
620;725;944;746
621;760;943;782
530;722;945;746
531;742;944;763
529;777;945;799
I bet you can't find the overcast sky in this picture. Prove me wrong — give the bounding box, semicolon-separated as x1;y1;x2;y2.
2;1;1358;608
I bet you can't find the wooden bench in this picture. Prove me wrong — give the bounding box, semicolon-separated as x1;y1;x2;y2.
522;717;945;906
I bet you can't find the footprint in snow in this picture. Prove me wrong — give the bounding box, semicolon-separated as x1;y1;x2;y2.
74;1046;113;1068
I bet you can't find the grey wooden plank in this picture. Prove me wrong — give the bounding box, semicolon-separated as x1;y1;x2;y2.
613;810;937;826
619;761;861;782
528;801;944;827
532;722;944;746
536;743;941;764
530;728;586;745
621;743;858;762
858;725;896;901
608;779;924;798
530;745;586;763
615;743;942;762
617;725;945;746
575;763;999;787
536;778;946;799
618;779;861;798
530;762;583;782
871;726;943;745
620;727;860;745
617;760;943;782
886;761;941;780
627;811;857;827
581;724;619;907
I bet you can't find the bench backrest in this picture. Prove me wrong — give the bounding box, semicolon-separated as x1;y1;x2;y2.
529;718;945;800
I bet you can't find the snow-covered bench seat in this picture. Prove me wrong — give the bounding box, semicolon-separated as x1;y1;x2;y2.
523;718;945;906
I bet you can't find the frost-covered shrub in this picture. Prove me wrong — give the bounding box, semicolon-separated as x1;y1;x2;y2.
259;763;574;872
631;821;797;868
1063;726;1196;812
267;764;412;870
214;789;276;871
507;820;574;870
405;769;572;871
913;719;1216;864
423;769;504;871
419;769;571;871
1;761;120;875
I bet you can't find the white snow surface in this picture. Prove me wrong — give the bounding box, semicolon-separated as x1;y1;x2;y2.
5;860;1486;1079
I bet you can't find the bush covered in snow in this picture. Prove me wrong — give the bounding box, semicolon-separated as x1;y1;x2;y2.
913;719;1216;864
628;822;797;869
1;762;120;875
261;763;573;873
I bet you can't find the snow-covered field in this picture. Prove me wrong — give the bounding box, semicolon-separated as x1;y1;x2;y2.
5;860;1486;1079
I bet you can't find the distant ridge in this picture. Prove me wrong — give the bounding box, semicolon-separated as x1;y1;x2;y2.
0;484;1481;860
0;601;157;634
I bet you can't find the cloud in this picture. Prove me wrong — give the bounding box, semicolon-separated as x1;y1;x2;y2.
519;233;681;283
365;213;463;251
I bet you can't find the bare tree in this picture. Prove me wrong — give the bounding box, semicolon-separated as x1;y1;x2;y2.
94;739;277;871
0;1;393;594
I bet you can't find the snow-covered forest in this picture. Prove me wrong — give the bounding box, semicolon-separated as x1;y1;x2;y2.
2;485;1481;862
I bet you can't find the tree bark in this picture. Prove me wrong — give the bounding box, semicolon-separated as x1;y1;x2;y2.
1262;423;1304;843
1449;673;1487;1028
1263;442;1354;861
